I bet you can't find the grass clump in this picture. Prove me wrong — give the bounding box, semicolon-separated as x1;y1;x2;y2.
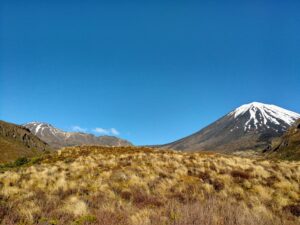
0;146;299;224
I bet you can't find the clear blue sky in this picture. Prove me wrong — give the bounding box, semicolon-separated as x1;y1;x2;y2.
1;0;300;145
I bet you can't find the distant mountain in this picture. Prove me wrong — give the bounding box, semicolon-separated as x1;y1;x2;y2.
0;120;49;163
161;102;300;152
264;118;300;160
24;122;132;149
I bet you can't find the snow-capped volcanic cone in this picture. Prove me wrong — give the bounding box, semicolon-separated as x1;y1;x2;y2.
229;102;300;132
24;122;132;149
161;102;300;152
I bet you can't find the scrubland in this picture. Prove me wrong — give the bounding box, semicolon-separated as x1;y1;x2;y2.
0;146;299;225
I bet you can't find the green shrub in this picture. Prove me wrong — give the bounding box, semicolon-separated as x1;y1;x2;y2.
75;214;97;224
14;157;29;167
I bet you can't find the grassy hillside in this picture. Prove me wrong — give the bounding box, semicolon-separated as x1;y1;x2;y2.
266;119;300;160
0;120;50;163
0;146;299;225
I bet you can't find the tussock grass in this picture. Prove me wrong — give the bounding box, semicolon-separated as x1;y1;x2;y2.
0;146;299;224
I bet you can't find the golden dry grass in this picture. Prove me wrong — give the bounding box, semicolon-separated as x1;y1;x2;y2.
0;146;299;225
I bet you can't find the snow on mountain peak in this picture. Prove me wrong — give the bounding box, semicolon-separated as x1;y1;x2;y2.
229;102;300;132
24;122;63;135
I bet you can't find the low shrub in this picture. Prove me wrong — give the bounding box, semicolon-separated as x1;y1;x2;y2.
231;170;251;179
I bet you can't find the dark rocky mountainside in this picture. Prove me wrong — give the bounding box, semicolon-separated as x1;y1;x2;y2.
0;120;49;162
160;102;300;153
24;122;133;149
264;119;300;160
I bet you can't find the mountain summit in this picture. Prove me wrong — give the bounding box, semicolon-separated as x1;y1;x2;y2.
161;102;300;152
24;122;132;149
229;102;300;133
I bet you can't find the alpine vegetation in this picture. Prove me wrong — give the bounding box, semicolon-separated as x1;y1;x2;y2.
0;146;299;225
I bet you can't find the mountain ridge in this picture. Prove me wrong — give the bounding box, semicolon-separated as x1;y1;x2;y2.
264;118;300;160
160;102;300;152
0;120;50;162
24;122;133;149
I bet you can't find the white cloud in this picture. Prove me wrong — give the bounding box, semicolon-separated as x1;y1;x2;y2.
70;125;120;136
110;128;120;135
71;126;87;133
93;127;120;136
93;127;109;134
